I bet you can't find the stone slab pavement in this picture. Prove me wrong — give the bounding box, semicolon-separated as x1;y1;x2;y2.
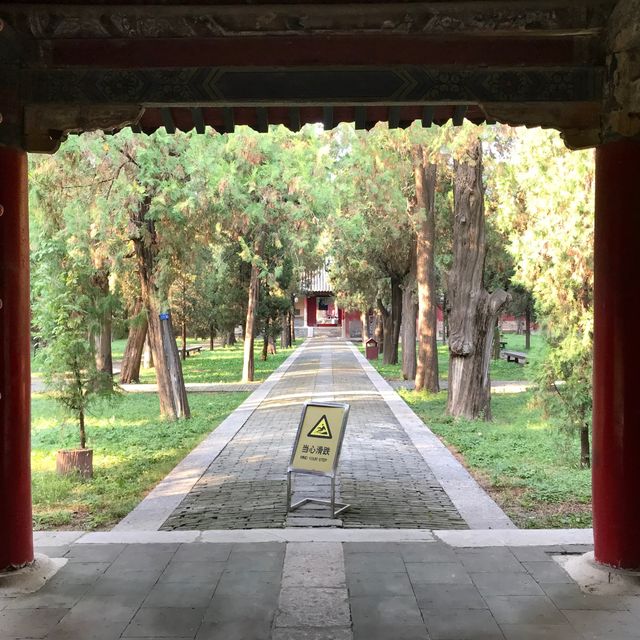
4;538;639;640
155;337;506;531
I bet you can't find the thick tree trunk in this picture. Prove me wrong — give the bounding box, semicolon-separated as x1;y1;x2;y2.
228;330;236;346
261;321;269;361
209;324;215;351
120;299;147;384
242;255;261;382
401;241;418;380
446;140;510;421
378;299;395;365
92;268;113;377
131;199;190;419
525;302;532;350
401;277;418;381
411;147;440;392
390;276;403;365
492;323;501;360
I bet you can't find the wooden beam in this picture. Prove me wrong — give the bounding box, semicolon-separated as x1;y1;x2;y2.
27;66;604;106
323;106;334;130
4;3;614;39
161;107;175;134
256;107;268;133
191;107;205;134
452;105;468;126
289;107;301;132
223;107;235;133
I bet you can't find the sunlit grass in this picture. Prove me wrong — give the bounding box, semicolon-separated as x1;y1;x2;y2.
31;391;249;530
401;389;592;528
138;342;297;384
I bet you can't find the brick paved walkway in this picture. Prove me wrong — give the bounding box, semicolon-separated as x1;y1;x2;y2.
161;339;467;530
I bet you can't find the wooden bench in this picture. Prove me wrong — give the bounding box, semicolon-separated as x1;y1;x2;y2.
499;340;507;349
183;345;204;357
503;350;528;365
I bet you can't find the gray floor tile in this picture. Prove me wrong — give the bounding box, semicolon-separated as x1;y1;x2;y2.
484;595;566;625
172;544;233;563
225;550;284;572
397;542;459;564
563;609;640;639
522;561;574;584
423;609;504;640
123;607;205;638
457;548;524;573
347;571;414;597
407;562;472;585
350;595;424;627
46;617;129;640
500;623;582;640
195;620;272;640
143;582;216;609
89;571;160;598
344;552;406;574
472;572;544;596
353;624;428;640
204;595;276;623
214;570;281;599
159;561;225;584
414;584;488;611
343;542;398;554
508;547;564;563
4;582;88;610
0;607;67;638
64;544;126;564
541;583;630;611
272;629;352;640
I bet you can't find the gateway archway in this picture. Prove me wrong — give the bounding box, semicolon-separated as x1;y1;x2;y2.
1;0;639;571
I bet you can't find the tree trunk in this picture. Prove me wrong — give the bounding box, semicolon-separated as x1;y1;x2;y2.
242;255;261;382
268;335;277;355
131;198;190;419
390;276;403;365
209;324;215;351
378;299;394;365
79;408;86;450
120;298;147;384
92;268;113;377
289;307;296;345
411;147;439;392
261;323;269;361
442;293;449;345
181;317;187;361
401;242;418;381
492;323;501;360
580;425;591;468
375;309;384;352
143;334;153;369
525;301;532;350
228;330;236;346
361;309;370;344
446;140;510;421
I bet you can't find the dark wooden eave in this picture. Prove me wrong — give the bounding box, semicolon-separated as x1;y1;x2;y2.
0;1;618;152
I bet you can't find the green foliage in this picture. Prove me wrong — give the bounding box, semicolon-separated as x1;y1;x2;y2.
491;127;594;458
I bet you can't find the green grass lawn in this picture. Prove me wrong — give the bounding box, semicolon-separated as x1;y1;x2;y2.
138;342;297;384
31;391;249;530
361;332;547;382
401;390;592;528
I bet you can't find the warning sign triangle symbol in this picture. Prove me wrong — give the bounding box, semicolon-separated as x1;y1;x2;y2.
307;415;332;439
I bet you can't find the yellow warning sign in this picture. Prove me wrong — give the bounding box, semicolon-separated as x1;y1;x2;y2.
308;415;332;439
289;402;349;475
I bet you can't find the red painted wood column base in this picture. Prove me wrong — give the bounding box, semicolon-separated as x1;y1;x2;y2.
0;147;33;571
593;138;640;570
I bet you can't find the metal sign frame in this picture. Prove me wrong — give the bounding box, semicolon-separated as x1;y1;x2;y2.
287;401;350;518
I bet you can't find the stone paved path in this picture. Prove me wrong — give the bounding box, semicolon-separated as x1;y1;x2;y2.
161;339;467;530
4;538;633;640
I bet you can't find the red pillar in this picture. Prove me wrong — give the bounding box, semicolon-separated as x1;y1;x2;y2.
0;147;33;571
593;138;640;570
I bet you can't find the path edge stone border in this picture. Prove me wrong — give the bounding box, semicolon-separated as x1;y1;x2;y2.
112;342;308;532
346;341;516;530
